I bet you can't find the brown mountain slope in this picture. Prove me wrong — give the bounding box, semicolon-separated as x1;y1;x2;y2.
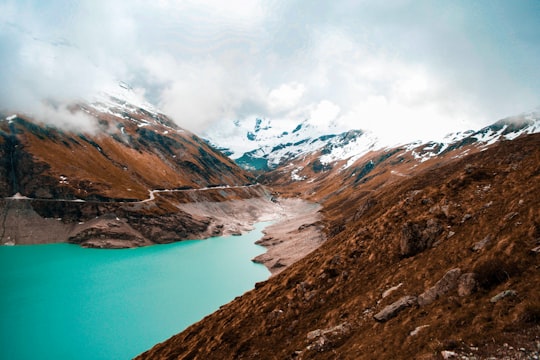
0;113;252;200
0;106;278;248
137;133;540;359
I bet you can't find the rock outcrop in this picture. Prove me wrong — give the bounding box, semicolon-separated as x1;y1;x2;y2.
417;268;461;306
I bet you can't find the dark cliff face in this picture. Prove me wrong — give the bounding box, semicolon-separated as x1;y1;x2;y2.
137;134;540;360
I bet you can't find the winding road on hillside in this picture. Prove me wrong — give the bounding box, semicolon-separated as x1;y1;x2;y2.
3;184;261;204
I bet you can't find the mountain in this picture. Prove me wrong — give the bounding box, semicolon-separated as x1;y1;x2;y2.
138;131;540;360
256;111;540;190
0;86;279;248
205;111;540;178
203;117;378;171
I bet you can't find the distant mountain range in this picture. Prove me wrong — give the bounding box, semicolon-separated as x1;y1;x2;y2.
2;84;538;248
204;111;540;174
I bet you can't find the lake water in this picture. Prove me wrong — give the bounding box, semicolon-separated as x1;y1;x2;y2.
0;222;271;360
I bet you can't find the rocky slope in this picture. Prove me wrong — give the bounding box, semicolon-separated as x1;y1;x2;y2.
137;133;540;359
0;90;281;248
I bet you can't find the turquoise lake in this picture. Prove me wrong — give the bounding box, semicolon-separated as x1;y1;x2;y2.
0;222;271;360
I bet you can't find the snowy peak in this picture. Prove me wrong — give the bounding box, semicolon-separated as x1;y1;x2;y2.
207;109;540;185
206;110;540;174
0;87;253;202
408;110;540;163
204;117;364;171
85;82;179;131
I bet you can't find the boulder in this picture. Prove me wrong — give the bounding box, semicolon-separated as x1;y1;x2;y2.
382;283;403;299
418;268;461;306
400;219;443;257
472;235;491;251
457;273;477;297
409;325;430;336
374;296;417;322
490;290;517;303
306;322;351;352
441;350;459;359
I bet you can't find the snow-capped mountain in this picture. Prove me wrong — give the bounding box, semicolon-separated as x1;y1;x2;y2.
203;117;380;171
405;110;540;163
81;82;179;132
205;110;540;176
0;84;255;201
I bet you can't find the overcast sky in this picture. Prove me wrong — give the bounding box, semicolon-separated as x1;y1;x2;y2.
1;0;539;142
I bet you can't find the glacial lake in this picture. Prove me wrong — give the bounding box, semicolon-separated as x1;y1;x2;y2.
0;222;271;360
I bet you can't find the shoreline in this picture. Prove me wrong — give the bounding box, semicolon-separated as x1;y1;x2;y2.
252;198;325;275
0;193;326;274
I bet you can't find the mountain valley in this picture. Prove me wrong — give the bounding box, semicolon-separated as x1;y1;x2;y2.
1;94;539;359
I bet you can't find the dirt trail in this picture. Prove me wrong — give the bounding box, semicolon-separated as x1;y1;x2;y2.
4;184;260;204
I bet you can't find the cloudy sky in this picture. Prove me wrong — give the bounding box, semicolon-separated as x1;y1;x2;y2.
1;0;539;142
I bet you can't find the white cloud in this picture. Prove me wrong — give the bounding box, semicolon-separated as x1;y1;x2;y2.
309;100;341;128
154;0;265;22
34;103;99;134
150;58;264;132
268;82;306;113
1;0;539;143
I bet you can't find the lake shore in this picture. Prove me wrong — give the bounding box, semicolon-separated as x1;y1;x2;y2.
252;198;325;275
1;192;326;274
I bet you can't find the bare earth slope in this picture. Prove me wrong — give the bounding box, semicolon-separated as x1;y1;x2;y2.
137;134;540;359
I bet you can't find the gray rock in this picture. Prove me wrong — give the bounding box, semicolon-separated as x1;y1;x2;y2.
418;268;462;306
472;235;491;251
306;322;350;340
382;283;403;299
306;322;351;352
503;212;519;222
490;290;517;303
441;350;459;359
409;325;430;336
374;295;417;322
400;219;443;257
457;273;477;297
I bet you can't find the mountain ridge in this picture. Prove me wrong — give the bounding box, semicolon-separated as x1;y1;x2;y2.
204;110;540;175
2;90;539;358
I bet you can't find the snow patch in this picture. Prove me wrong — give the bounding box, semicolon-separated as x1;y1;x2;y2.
291;168;306;181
